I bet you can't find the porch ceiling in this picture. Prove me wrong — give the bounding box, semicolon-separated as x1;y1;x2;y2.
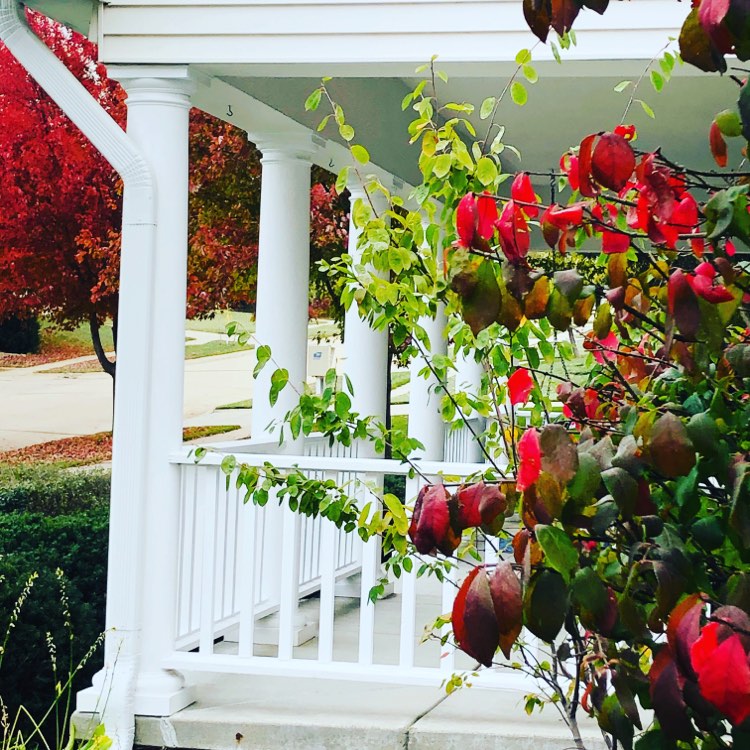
203;63;736;190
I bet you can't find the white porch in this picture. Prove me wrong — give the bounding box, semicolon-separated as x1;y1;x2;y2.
2;0;727;747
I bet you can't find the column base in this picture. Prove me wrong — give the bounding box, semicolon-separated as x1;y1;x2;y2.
77;672;196;717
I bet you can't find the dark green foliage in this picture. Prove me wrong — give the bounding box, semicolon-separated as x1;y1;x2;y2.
0;314;40;353
0;465;109;742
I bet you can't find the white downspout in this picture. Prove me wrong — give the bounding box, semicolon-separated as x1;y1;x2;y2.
0;3;155;750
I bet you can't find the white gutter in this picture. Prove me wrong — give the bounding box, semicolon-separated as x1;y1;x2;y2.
0;3;154;750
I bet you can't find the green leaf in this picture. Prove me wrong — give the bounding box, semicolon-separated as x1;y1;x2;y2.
350;144;370;164
480;96;496;120
433;153;452;179
716;108;743;137
253;345;271;378
522;64;538;84
339;124;355;141
535;525;578;583
614;80;632;93
335;166;350;194
511;81;528;106
269;368;289;406
334;391;351;420
220;454;237;474
475;156;497;186
637;99;655;118
524;569;568;641
384;492;408;534
304;88;322;111
650;70;664;92
515;48;532;65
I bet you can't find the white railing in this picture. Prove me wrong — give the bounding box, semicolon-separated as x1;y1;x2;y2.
166;441;533;690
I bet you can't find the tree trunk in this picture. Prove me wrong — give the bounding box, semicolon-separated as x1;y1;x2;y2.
89;312;117;424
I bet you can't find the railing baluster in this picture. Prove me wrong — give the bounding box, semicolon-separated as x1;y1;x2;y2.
399;475;422;668
198;466;219;654
317;471;338;663
358;472;381;666
277;505;301;660
440;561;457;673
237;480;257;657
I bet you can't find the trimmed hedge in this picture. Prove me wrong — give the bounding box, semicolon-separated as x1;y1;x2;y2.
0;463;110;514
0;465;109;739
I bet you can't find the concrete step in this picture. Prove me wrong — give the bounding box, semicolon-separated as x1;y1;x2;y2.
75;673;608;750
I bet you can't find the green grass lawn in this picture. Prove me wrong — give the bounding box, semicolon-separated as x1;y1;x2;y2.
185;311;255;335
185;339;250;359
391;371;410;391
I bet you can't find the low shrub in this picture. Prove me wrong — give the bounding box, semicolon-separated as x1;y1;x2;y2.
0;465;109;740
0;315;40;354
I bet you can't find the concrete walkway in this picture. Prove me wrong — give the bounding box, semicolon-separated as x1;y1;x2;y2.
0;344;254;451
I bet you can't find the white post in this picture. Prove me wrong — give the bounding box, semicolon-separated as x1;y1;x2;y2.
249;132;316;445
408;303;447;460
77;67;196;722
342;183;389;456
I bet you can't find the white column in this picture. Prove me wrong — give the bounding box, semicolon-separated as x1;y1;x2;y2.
408;304;447;460
249;132;316;445
453;344;486;463
342;183;389;456
77;67;195;722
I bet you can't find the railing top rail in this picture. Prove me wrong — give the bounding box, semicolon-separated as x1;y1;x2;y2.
169;446;501;479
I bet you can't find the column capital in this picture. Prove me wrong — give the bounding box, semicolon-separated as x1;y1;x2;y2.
106;65;196;108
250;131;319;163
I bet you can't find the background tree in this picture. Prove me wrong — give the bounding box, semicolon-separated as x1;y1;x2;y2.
0;11;348;378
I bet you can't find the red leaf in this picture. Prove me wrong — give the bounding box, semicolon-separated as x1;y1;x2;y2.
550;0;580;35
668;269;700;339
667;594;704;678
508;367;534;405
496;200;530;264
455;482;506;530
649;648;694;740
452;566;500;667
560;153;580;191
602;228;630;254
517;428;541;492
591;132;636;192
710;121;729;168
511;173;539;219
689;273;735;304
691;622;750;725
489;561;523;658
456;193;477;249
614;124;637;141
578;134;598;198
476;192;499;240
408;484;460;555
698;0;734;53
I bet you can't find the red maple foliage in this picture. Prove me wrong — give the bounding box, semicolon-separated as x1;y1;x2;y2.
0;12;349;373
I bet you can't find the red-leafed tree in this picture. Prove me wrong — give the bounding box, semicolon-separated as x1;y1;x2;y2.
0;11;348;378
